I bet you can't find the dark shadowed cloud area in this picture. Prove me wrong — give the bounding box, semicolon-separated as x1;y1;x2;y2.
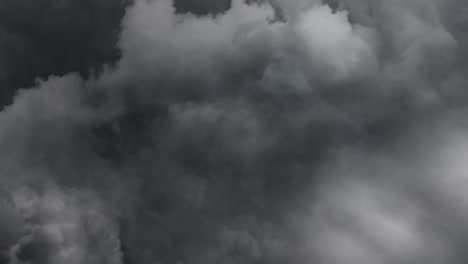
1;0;468;263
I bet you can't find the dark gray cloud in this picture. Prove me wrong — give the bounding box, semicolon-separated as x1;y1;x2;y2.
1;0;468;263
0;0;129;106
173;0;231;15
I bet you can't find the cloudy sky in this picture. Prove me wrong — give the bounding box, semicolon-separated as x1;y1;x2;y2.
1;0;468;263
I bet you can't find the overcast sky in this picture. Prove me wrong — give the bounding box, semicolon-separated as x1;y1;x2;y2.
1;0;468;263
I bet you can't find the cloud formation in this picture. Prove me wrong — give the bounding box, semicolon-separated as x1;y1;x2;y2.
0;0;129;106
1;0;468;263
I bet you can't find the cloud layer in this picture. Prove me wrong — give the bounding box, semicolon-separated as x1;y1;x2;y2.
1;0;468;263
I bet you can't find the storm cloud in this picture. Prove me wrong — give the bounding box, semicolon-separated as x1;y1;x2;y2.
1;0;468;263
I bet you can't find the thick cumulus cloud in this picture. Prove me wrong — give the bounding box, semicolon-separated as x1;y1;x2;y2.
1;0;468;263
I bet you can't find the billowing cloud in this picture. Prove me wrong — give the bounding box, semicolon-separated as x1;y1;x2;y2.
1;0;468;263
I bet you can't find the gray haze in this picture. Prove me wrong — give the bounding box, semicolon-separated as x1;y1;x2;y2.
1;0;468;263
